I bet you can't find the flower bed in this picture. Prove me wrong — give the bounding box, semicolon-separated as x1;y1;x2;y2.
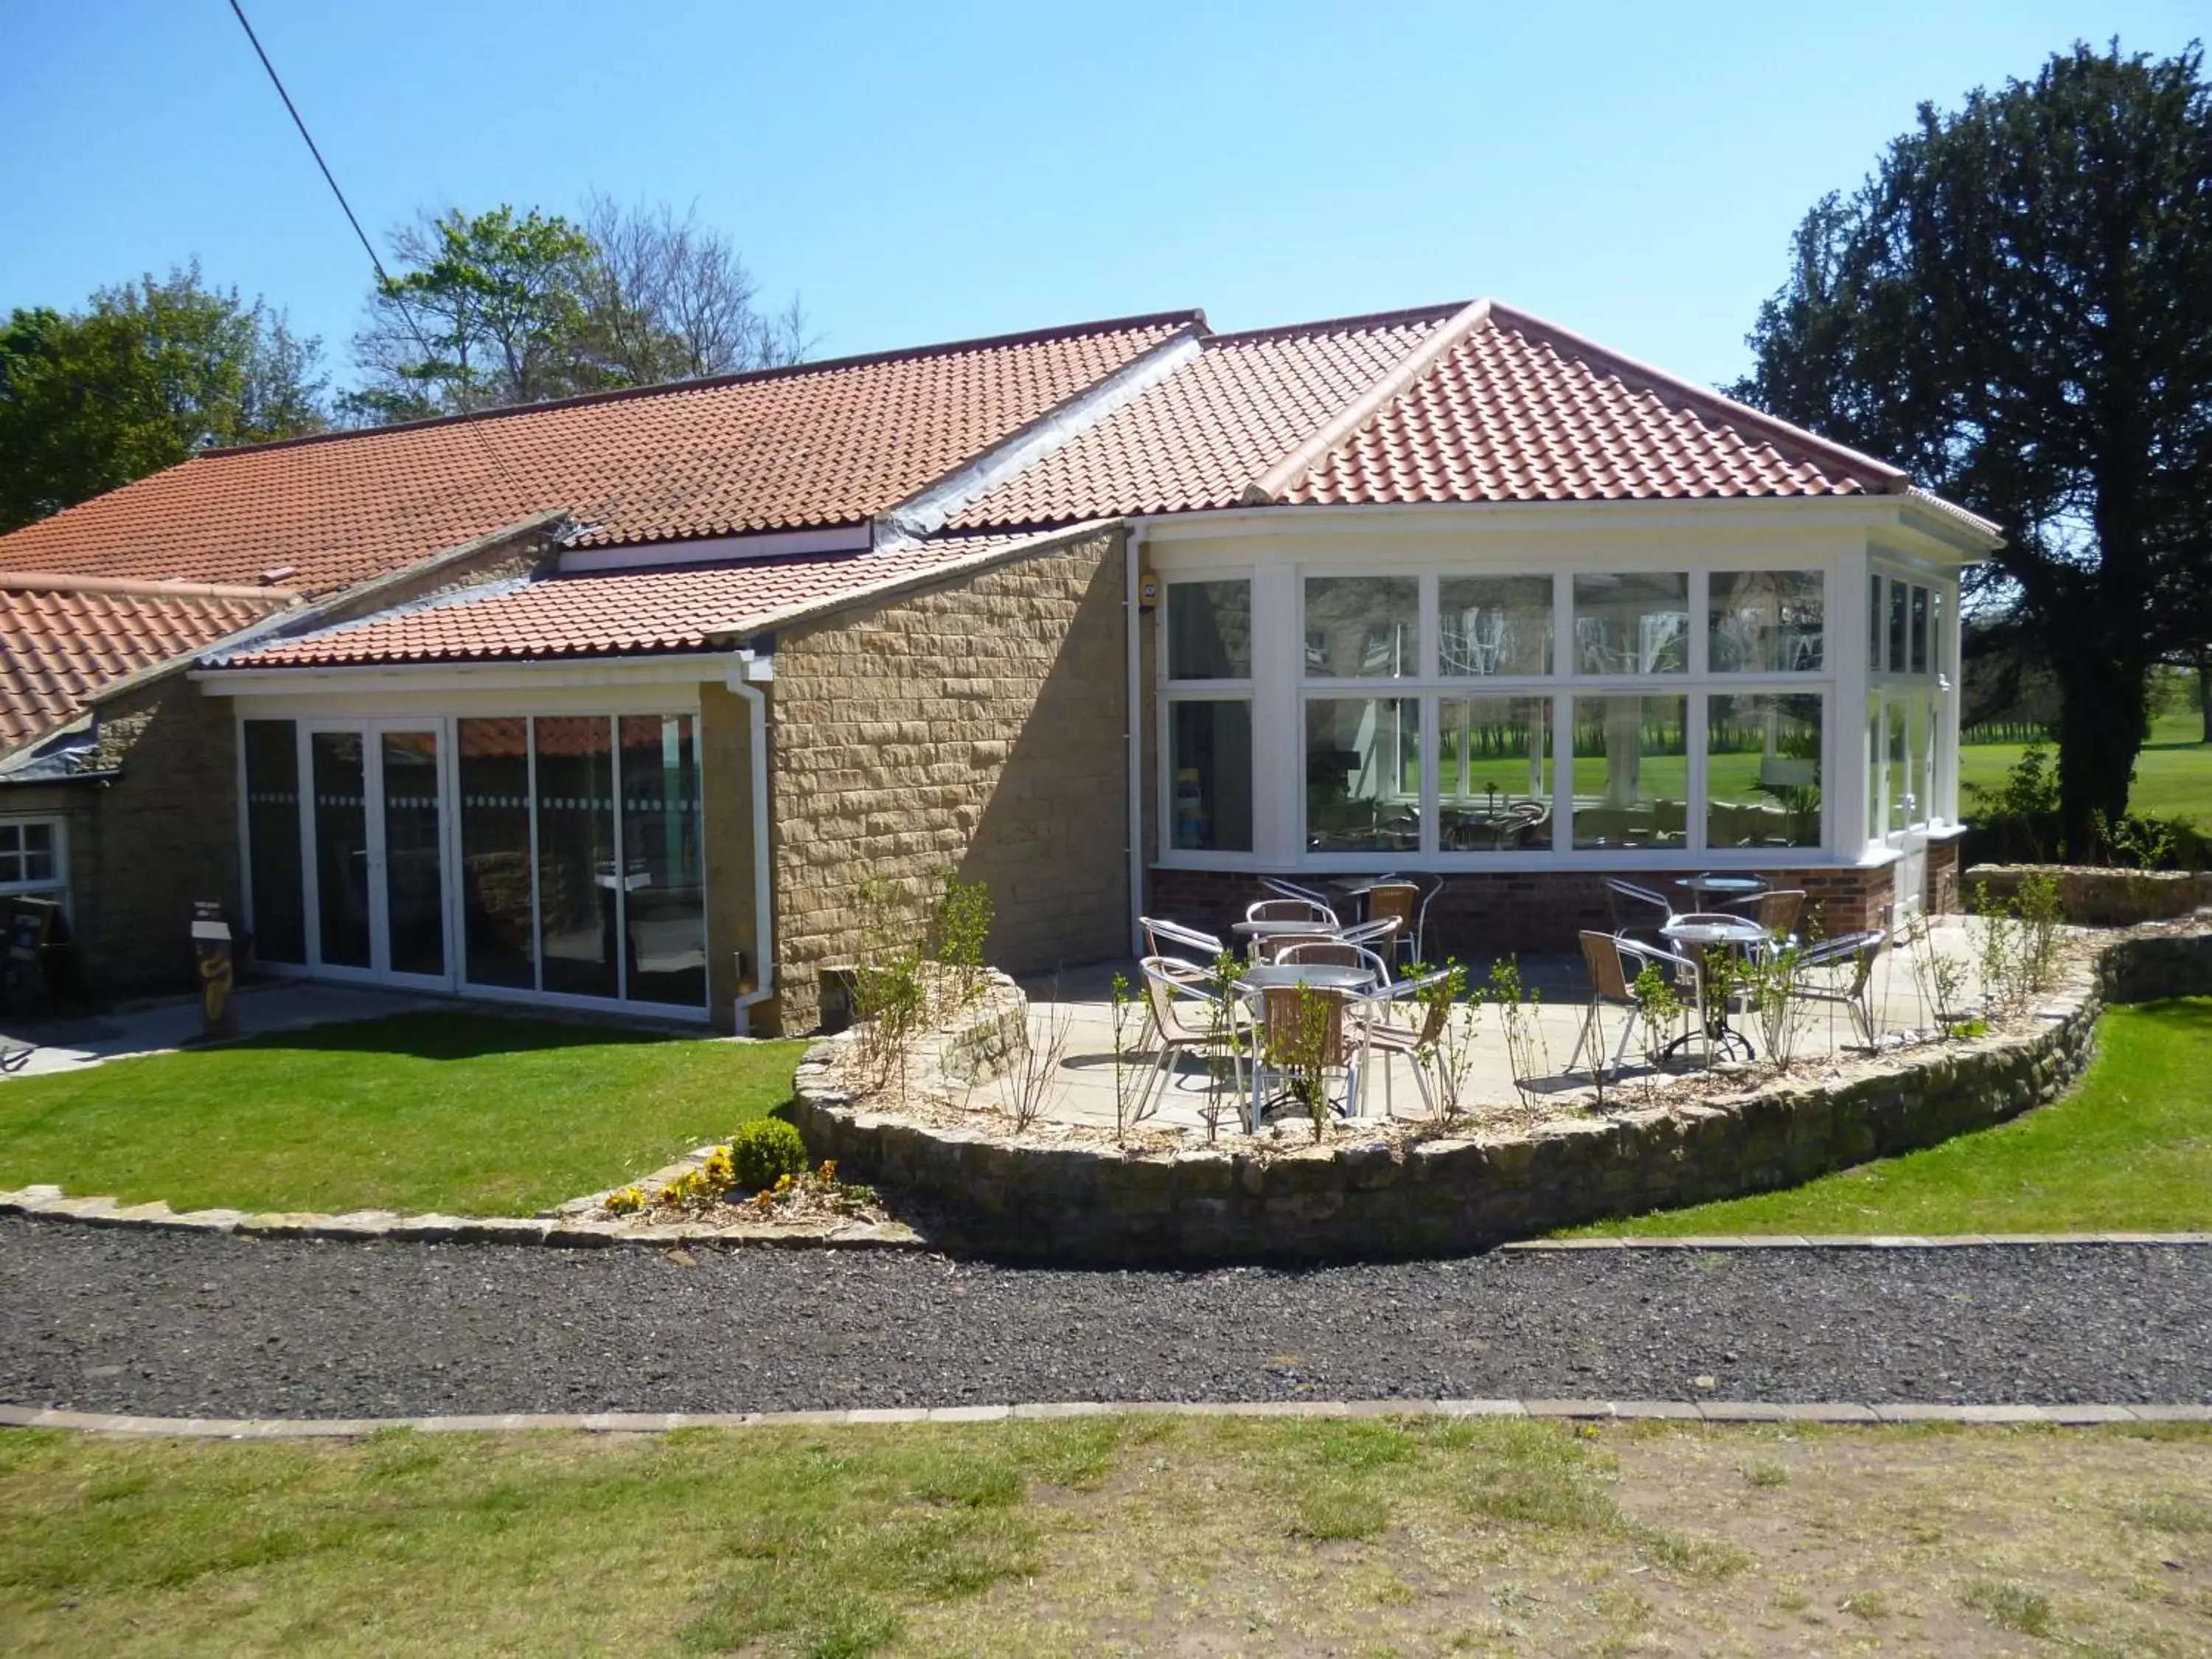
789;923;2212;1264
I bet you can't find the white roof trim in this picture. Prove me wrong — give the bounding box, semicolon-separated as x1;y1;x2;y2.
558;524;872;574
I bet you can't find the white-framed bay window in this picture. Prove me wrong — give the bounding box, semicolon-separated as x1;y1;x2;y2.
1158;558;1847;869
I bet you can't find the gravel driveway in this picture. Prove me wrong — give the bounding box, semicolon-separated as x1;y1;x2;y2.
3;1217;2207;1417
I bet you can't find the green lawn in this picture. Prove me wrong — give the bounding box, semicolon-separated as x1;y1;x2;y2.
1960;711;2212;823
3;1416;2207;1657
0;1013;804;1217
1571;998;2212;1237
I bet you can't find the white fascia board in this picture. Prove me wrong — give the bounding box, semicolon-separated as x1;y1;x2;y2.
190;650;745;697
559;524;872;574
1130;494;1998;552
874;329;1205;546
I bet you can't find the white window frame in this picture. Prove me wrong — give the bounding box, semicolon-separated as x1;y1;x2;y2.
1158;573;1258;865
0;815;69;904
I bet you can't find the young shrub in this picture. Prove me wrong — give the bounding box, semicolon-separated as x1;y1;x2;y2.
928;869;995;1003
728;1119;809;1194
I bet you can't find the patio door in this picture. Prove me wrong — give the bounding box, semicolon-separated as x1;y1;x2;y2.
302;720;453;989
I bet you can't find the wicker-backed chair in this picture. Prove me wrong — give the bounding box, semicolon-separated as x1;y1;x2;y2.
1277;939;1391;987
1792;929;1888;1046
1136;957;1247;1116
1569;931;1697;1079
1352;966;1458;1116
1251;985;1363;1130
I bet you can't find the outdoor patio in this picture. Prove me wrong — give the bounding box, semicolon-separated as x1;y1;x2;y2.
986;917;1989;1137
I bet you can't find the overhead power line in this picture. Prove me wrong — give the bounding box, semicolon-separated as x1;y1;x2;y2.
223;0;530;499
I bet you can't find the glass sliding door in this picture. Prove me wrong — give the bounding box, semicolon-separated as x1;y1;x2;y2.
242;720;305;964
457;718;536;990
380;731;446;978
310;731;373;970
535;716;619;1001
619;714;706;1008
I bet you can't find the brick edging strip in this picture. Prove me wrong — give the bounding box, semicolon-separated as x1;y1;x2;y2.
3;1187;2205;1253
1;1398;2204;1439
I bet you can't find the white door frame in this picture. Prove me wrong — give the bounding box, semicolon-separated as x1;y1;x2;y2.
297;716;456;992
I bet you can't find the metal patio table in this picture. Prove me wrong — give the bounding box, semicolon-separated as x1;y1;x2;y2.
1659;914;1769;1063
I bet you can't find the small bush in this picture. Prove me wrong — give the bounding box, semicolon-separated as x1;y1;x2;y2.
728;1119;808;1194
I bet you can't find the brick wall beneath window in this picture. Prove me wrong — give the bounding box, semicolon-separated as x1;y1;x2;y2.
1148;860;1903;958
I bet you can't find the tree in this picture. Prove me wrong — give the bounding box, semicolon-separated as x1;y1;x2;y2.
0;263;327;532
1734;41;2212;855
347;199;813;422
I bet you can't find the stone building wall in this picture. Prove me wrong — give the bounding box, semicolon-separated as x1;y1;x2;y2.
768;526;1131;1032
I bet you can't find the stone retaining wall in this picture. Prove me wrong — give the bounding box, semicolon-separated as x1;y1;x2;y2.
1965;863;2212;928
790;926;2212;1265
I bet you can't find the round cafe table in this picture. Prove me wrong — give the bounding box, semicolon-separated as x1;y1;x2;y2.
1674;873;1770;905
1235;963;1378;994
1660;914;1769;1062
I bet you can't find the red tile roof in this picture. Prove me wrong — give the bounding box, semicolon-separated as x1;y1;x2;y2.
1278;304;1903;506
220;534;1063;669
0;313;1197;596
946;305;1459;529
1;576;292;751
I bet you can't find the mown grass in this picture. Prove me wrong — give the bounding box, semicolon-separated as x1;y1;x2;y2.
2;1417;2208;1657
1959;710;2212;823
1564;997;2212;1237
0;1013;804;1216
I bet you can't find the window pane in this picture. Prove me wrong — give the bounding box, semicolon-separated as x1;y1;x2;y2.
1440;576;1552;676
310;731;371;969
1305;697;1420;851
1439;696;1553;851
1867;693;1884;841
1709;569;1823;672
1909;585;1930;674
243;721;305;964
1885;698;1910;830
19;821;55;883
1570;695;1688;849
1869;574;1883;669
382;731;445;978
535;716;618;1000
459;718;536;989
619;714;706;1007
1169;700;1253;852
1165;580;1251;680
1916;691;1940;825
1707;693;1823;849
1930;589;1946;678
1572;573;1688;675
1304;576;1417;678
1887;579;1908;673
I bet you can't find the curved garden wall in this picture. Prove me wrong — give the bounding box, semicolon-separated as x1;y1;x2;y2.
790;925;2212;1264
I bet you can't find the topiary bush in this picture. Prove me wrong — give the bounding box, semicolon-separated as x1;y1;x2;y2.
728;1119;808;1194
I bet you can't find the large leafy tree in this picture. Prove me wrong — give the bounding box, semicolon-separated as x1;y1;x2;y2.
1735;41;2212;854
347;200;813;422
0;264;327;532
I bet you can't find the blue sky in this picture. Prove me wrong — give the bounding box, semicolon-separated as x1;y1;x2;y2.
5;1;2202;394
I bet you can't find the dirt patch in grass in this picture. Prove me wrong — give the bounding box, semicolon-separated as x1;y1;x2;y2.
4;1417;2209;1656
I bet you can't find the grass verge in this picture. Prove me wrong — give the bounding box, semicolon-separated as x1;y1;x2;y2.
2;1417;2208;1656
1562;997;2212;1237
0;1012;804;1216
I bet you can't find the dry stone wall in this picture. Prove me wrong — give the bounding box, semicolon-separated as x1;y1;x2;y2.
1966;863;2212;927
791;924;2212;1264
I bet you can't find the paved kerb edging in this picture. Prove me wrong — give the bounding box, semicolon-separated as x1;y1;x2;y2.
1;1398;2205;1439
0;1186;926;1251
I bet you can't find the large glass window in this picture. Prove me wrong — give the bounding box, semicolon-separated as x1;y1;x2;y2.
1707;693;1823;849
1166;580;1251;680
1709;569;1824;672
1887;579;1909;673
535;716;618;1001
620;714;706;1007
381;731;445;978
1909;585;1930;675
1439;696;1553;851
458;718;535;990
1573;573;1688;675
310;731;371;970
1867;692;1884;841
1439;576;1552;676
1571;695;1688;849
242;721;303;964
1305;697;1419;851
1304;577;1417;678
1869;574;1883;669
1169;700;1253;852
1885;698;1911;830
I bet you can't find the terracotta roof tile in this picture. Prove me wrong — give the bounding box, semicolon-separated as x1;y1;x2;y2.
1281;305;1901;505
220;535;1053;669
0;315;1195;596
949;306;1458;528
1;580;289;751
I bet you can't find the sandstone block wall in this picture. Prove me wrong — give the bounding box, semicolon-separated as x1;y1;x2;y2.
1964;862;2211;927
768;527;1130;1032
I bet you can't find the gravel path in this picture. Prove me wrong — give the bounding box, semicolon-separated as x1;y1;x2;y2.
3;1217;2208;1417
